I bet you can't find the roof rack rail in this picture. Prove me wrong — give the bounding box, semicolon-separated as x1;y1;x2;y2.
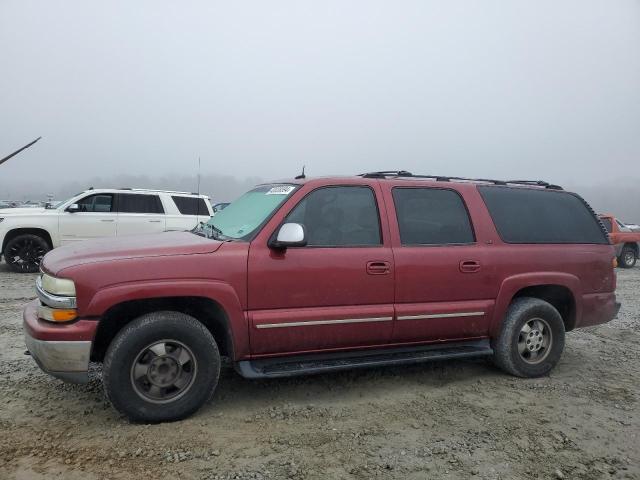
359;171;563;190
361;170;413;178
108;187;207;195
126;188;197;195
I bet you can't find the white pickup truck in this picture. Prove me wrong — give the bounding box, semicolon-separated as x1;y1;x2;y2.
0;188;213;272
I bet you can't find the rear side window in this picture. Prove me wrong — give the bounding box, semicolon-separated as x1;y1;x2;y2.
172;196;209;215
117;194;164;214
478;186;608;244
392;187;475;245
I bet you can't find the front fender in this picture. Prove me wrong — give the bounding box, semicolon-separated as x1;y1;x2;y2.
84;279;249;359
489;272;581;337
614;243;624;257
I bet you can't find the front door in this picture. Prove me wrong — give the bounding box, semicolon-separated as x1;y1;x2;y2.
247;184;395;356
58;193;117;244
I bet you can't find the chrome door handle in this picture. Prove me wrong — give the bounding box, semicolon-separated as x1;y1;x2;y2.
100;219;115;222
148;220;162;223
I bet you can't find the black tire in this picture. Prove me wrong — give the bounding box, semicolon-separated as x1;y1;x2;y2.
103;311;221;423
492;297;565;378
3;233;50;273
618;245;637;269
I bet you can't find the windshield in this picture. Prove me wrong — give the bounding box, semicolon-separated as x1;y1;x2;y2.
200;184;297;240
46;200;65;209
47;191;85;209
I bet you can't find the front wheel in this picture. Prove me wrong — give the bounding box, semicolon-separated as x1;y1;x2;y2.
4;234;50;273
492;297;565;378
103;311;221;423
618;245;637;269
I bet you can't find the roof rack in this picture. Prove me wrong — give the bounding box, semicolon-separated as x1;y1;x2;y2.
115;188;205;195
359;171;563;190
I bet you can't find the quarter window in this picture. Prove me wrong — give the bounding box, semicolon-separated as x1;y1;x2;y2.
392;188;475;245
76;194;114;213
478;186;608;244
117;194;164;214
285;186;382;246
172;196;209;216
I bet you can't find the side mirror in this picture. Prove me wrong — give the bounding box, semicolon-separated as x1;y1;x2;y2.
269;223;307;249
66;204;80;213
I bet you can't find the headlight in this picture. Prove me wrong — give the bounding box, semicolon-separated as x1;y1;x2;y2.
41;273;76;296
0;217;4;223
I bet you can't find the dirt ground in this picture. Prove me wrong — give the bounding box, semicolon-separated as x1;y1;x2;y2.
0;264;638;480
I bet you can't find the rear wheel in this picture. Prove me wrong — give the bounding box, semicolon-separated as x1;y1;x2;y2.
493;297;565;377
618;245;637;268
4;234;50;273
103;311;221;423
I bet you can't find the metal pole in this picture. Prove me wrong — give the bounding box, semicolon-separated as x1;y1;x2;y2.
0;137;42;168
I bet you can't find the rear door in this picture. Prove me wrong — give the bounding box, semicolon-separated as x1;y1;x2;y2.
58;193;117;244
115;193;166;236
383;184;494;343
247;183;395;355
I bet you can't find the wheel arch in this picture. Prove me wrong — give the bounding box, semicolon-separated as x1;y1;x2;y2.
512;285;576;331
623;242;639;257
2;227;54;252
91;296;236;362
491;273;581;336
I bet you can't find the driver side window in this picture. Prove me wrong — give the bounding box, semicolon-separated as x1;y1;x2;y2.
76;194;114;213
285;186;381;246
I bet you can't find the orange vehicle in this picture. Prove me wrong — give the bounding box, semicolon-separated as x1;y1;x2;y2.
599;214;640;268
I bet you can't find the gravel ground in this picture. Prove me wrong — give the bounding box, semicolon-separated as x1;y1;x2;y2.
0;264;638;480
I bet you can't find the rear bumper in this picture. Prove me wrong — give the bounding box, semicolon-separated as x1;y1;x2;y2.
23;300;97;384
577;292;620;328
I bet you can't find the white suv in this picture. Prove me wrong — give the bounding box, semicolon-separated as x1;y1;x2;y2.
0;188;213;273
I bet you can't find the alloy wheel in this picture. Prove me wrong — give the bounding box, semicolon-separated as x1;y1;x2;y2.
7;238;47;272
517;318;553;364
130;340;197;404
624;250;635;267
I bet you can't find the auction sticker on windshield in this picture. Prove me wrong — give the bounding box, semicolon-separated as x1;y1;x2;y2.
266;186;296;195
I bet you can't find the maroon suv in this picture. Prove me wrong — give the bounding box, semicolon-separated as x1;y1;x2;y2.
24;171;620;422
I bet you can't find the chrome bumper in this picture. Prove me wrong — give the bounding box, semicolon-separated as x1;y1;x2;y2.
25;331;91;384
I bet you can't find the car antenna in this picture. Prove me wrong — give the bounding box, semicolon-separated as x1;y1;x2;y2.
196;156;202;217
295;165;306;180
0;136;42;168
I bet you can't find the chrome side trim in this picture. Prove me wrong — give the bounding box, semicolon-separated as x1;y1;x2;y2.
36;276;77;309
398;311;485;321
256;316;393;329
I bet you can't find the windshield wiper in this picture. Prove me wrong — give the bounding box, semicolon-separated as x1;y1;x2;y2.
206;223;225;240
191;222;212;238
192;222;226;240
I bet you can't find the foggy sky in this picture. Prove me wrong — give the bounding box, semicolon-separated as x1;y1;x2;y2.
1;1;640;210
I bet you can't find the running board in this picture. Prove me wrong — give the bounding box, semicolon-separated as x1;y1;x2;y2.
235;340;493;379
